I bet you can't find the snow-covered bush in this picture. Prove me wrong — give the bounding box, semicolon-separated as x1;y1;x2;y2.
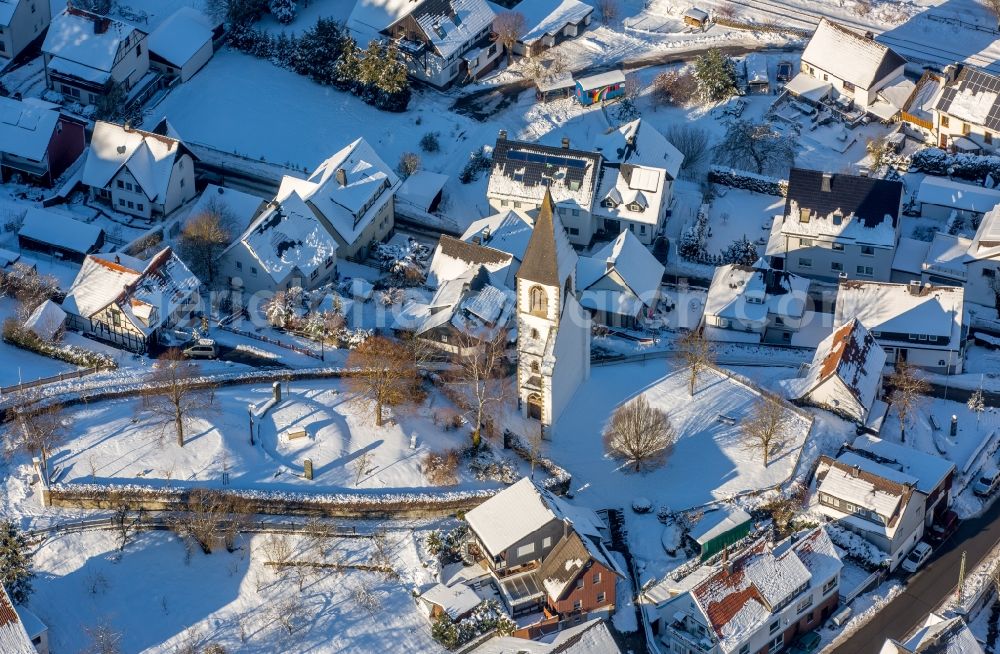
911;147;1000;184
269;0;296;24
432;600;516;649
459;147;492;184
2;320;118;369
468;449;519;484
420;132;441;153
678;204;710;261
423;449;460;485
397;151;421;179
708;166;788;196
826;523;890;569
721;235;759;265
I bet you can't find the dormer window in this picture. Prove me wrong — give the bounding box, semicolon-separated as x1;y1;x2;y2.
799;207;811;223
832;211;843;226
627;201;644;212
603;197;618;208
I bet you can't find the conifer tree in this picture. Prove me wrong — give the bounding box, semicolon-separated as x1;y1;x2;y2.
0;521;33;604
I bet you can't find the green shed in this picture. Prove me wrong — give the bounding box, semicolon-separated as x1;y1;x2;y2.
688;506;753;560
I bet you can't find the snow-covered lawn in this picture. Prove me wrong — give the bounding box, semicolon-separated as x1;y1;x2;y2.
705;188;785;258
53;380;507;492
28;528;443;653
549;360;811;581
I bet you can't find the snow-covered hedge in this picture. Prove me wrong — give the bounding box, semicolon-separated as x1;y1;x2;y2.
2;320;117;370
431;599;515;649
503;431;572;494
713;16;810;37
48;481;499;519
709;166;789;196
678;203;711;261
910;148;1000;184
825;523;890;569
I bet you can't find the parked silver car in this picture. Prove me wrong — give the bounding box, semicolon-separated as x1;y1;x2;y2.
182;338;217;359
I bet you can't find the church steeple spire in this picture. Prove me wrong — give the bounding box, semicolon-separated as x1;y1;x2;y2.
516;189;561;287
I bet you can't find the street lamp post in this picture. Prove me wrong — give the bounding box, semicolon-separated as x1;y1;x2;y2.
248;404;255;446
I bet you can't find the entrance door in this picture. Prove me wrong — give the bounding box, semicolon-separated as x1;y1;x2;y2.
527;394;543;421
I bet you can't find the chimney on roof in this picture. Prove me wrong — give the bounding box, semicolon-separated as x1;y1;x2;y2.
114;255;120;264
562;137;570;149
821;173;832;193
498;129;507;141
944;64;959;83
851;464;861;478
908;280;922;296
335;168;347;187
95;16;110;34
864;30;874;40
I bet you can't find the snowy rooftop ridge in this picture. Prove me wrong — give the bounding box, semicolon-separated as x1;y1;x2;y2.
465;478;558;556
147;7;215;68
82;121;189;204
834;280;965;345
42;6;144;74
577;229;664;308
891;613;984;654
816;454;914;523
968;203;1000;261
0;96;62;162
801;18;905;90
917;176;1000;215
518;0;594;46
18;207;104;255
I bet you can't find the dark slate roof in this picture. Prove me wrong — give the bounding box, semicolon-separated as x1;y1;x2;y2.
783;168;903;228
492;136;601;196
936;65;1000;132
516;189;560;286
437;235;511;267
539;531;591;601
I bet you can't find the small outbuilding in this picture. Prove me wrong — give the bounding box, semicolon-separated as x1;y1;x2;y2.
744;53;769;94
683;7;710;29
147;7;218;82
917;176;1000;222
575;70;626;106
17;208;104;263
397;170;448;213
535;73;576;102
23;299;66;342
686;506;753;560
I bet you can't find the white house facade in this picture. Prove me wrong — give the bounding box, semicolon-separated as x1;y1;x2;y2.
702;262;811;345
0;0;50;61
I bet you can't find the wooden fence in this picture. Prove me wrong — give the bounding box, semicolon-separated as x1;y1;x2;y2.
217;323;323;360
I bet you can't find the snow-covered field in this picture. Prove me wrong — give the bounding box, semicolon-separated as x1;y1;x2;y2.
28;528;443;653
49;380;503;493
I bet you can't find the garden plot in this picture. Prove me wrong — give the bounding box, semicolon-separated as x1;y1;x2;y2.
53;379;512;492
704;188;785;257
27;528;443;653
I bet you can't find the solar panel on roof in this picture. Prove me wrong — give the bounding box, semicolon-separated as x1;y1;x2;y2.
507;149;587;170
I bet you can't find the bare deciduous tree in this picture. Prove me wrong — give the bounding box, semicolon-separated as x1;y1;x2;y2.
740;392;790;466
140;350;215;447
178;198;236;285
0;262;59;319
107;487;144;553
492;11;526;65
715;3;740;19
351;450;372;486
666;125;710;176
169;488;228;554
84;619;122;654
452;328;511;449
887;362;930;442
346;336;420;426
623;72;643;101
396;151;421;179
651;69;698;108
603;395;676;472
352;578;382;617
678;329;713;396
714;120;796;176
7;402;67;483
865;136;892;176
969;388;986;427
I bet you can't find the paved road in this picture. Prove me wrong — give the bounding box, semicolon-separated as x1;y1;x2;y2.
452;43;803;120
833;495;1000;653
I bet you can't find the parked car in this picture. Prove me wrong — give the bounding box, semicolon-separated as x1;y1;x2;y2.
927;511;959;544
182;338;217;359
901;542;933;574
788;630;822;654
974;471;1000;497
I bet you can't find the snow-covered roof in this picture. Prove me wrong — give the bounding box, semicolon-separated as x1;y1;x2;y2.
0;586;35;654
575;69;626;91
779;168;901;247
489;135;601;213
461;210;533;265
465;478;559;557
236;191;339;284
801;18;906;90
688;506;753;546
744;53;768;85
429;235;512;288
518;0;594;46
817;454;914;521
876;76;914;111
189;184;265;229
918;176;1000;214
63;247;200;334
834;280;964;345
18;207;103;254
0;247;21;268
903;71;945;125
12;605;44;642
889;613;984;654
148;7;214;68
593;163;666;226
936;65;1000;132
420;582;482;619
689;528;840;652
891;236;931;276
784;73;832;103
411;0;495;60
591;119;684;179
789;319;886;421
281;137;399;247
23;299;66;341
347;0;424;34
0;96;61;162
850;435;955;496
924;232;972;279
467;619;621;654
83;121;187;203
704;264;810;326
397;170;448;212
578;229;663;308
967;204;1000;261
42;8;143;74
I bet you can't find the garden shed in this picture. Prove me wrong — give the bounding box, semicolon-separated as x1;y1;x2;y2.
687;506;753;560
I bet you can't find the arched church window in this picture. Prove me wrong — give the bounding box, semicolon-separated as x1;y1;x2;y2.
529;285;548;316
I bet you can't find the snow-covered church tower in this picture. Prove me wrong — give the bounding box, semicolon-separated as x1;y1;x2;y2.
516;189;591;430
